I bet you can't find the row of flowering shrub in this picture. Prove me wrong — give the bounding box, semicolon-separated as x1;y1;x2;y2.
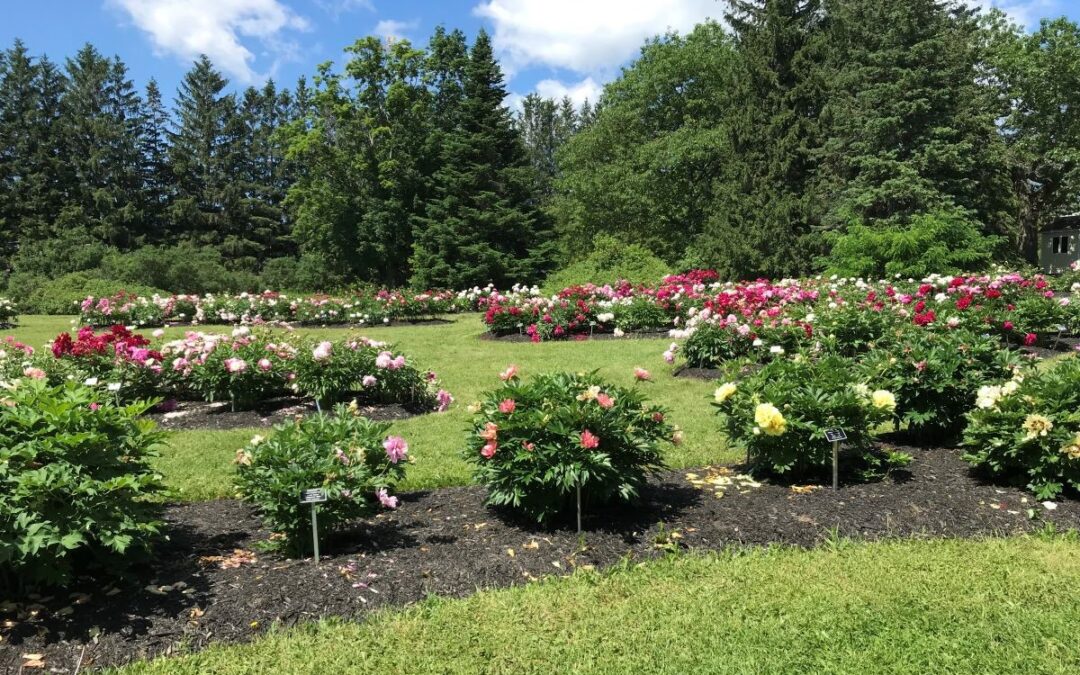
0;325;452;413
484;271;1080;344
0;297;17;327
77;288;494;328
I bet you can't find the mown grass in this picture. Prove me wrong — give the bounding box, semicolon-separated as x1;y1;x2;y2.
110;534;1080;674
4;315;736;500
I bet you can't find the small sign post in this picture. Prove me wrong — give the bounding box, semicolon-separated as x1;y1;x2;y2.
300;488;328;563
824;428;847;491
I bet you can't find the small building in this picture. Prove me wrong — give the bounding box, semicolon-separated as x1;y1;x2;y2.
1039;214;1080;273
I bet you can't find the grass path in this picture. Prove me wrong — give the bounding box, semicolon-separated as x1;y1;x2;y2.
4;315;737;499
110;535;1080;674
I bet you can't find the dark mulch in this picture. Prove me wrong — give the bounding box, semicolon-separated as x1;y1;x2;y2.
147;398;425;431
481;328;672;343
3;447;1079;672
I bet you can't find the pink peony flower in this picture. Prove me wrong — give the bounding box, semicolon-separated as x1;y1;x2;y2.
596;393;615;409
498;398;516;414
376;488;398;509
634;367;651;381
152;329;165;338
224;358;247;373
499;364;518;381
23;367;46;380
436;389;453;412
481;440;497;458
375;351;392;369
89;402;100;411
258;358;272;371
313;341;333;361
480;422;499;441
522;441;535;452
383;436;409;463
362;375;378;388
389;355;405;370
1024;333;1038;346
580;429;600;449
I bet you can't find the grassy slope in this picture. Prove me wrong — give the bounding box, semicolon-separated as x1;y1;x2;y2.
112;535;1080;674
3;315;736;499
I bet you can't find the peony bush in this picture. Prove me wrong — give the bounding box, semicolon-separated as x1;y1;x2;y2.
0;380;166;593
465;368;672;523
0;297;18;327
963;356;1080;499
234;407;410;555
713;356;897;477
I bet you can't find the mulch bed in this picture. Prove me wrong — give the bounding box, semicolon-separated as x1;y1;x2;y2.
3;446;1078;671
481;328;672;343
147;398;425;431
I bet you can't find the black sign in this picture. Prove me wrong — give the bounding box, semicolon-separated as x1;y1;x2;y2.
300;488;327;504
825;428;847;443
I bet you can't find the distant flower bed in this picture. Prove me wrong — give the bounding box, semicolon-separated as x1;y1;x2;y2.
77;289;482;328
3;325;451;414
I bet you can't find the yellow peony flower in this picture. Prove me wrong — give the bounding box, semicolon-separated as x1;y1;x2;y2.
1060;434;1080;460
714;382;737;404
871;389;896;411
754;403;787;436
976;385;1002;410
1022;414;1053;440
576;385;601;402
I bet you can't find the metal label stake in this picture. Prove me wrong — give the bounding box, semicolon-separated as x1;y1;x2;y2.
300;488;328;563
825;428;847;491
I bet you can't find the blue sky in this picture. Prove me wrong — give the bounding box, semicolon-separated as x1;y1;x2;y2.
2;0;1078;108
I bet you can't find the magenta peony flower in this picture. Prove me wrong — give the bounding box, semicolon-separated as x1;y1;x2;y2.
436;389;453;412
383;435;409;463
1024;333;1038;346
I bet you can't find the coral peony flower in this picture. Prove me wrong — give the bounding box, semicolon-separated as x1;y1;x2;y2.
634;367;651;381
498;398;516;414
596;393;615;409
481;440;497;458
383;436;409;463
499;364;519;381
480;422;499;441
580;429;600;449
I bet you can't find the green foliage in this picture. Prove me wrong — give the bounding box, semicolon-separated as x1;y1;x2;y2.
824;211;1000;279
543;235;670;292
10;271;166;315
859;328;1022;443
712;356;895;477
0;381;166;593
465;371;671;523
683;322;811;369
234;409;408;555
963;356;1080;499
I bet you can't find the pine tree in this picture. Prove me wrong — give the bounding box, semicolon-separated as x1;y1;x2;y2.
168;55;234;246
410;30;553;288
138;78;172;243
698;0;828;278
818;0;1014;240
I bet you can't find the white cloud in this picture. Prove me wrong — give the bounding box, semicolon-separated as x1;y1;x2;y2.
374;19;419;42
534;77;603;108
971;0;1059;29
315;0;374;17
109;0;310;83
474;0;718;74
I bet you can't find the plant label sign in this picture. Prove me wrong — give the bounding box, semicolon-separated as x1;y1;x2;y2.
825;428;847;443
300;488;327;504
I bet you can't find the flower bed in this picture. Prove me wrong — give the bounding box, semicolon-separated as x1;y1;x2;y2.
78;289;471;328
25;326;452;418
0;296;18;327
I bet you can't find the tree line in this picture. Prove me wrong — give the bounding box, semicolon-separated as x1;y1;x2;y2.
2;0;1080;298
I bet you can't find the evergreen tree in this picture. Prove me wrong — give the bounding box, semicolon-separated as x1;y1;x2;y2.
696;1;827;278
410;30;553;288
817;0;1014;244
138;78;172;242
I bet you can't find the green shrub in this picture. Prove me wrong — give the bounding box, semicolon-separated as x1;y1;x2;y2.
682;322;812;369
234;408;409;555
544;234;670;292
10;271;167;315
0;381;166;593
963;357;1080;499
824;210;999;279
815;303;904;357
859;328;1022;443
465;369;672;523
713;356;896;477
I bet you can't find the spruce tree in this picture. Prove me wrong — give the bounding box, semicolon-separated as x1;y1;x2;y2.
138;78;172;243
410;30;552;288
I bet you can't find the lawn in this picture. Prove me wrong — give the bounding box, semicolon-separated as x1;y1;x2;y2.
3;315;738;499
110;534;1080;674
